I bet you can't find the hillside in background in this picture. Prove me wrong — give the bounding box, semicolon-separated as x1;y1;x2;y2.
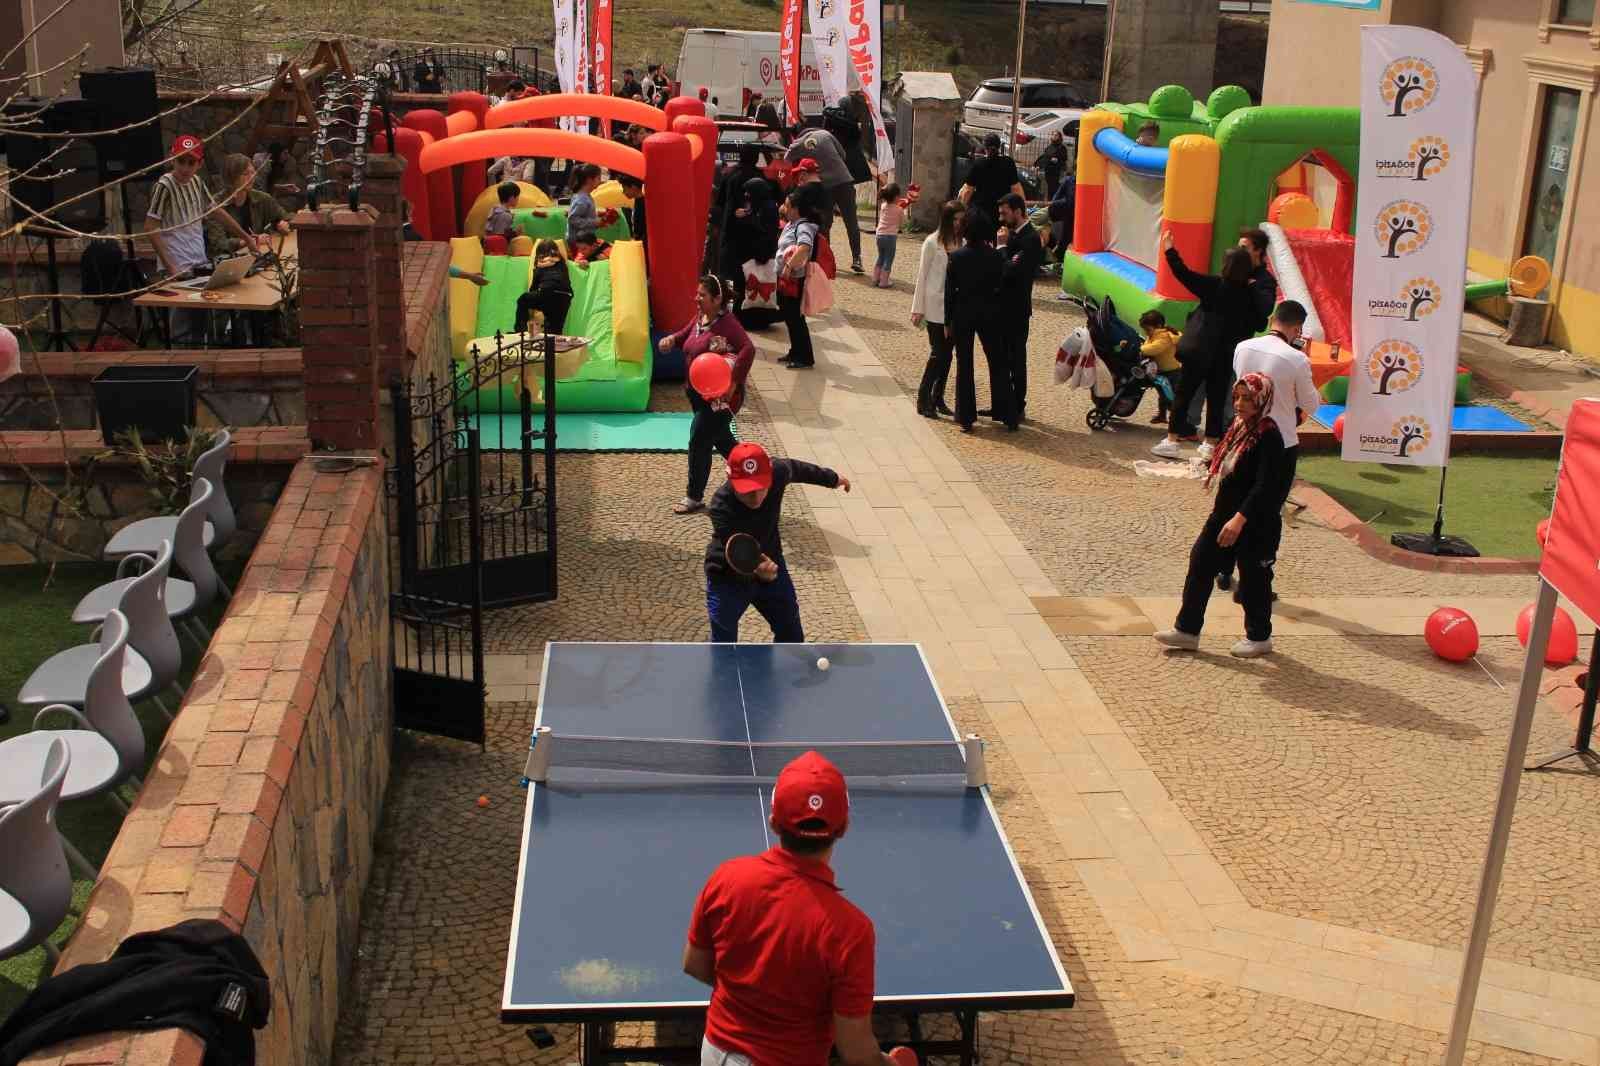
174;0;1265;103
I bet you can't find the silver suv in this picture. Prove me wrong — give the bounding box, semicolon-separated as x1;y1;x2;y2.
962;78;1094;135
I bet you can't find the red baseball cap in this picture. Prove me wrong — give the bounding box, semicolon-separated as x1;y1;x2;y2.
698;87;709;100
770;751;849;839
792;158;820;175
170;134;203;160
727;442;772;493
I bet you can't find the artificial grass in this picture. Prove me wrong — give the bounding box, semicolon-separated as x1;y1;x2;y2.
1296;452;1557;560
0;560;241;1018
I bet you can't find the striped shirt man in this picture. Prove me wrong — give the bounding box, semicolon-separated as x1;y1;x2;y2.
147;169;213;273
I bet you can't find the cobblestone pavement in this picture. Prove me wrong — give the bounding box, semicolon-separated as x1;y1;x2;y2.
334;225;1599;1066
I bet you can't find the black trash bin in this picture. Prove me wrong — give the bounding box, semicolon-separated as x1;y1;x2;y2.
90;364;200;446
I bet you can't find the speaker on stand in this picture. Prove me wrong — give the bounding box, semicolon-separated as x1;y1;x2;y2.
79;66;162;290
2;95;109;350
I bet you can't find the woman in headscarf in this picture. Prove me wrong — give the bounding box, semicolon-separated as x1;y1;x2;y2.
728;175;780;329
1153;372;1287;659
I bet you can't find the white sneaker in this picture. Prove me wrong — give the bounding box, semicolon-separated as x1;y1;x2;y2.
1150;439;1182;459
1229;638;1273;658
1153;628;1200;650
1196;442;1215;462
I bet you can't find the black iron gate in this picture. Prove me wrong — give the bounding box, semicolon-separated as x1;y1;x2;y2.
388;332;562;743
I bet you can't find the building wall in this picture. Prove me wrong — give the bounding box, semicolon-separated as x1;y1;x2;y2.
15;0;123;96
1263;0;1600;357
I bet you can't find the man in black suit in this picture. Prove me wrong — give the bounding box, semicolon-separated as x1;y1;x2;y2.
987;192;1044;424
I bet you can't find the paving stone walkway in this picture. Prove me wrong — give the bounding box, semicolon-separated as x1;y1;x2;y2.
334;233;1600;1066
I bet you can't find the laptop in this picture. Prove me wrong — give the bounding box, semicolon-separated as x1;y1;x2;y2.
171;255;253;291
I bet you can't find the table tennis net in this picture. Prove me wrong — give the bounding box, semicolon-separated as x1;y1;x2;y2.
524;731;987;788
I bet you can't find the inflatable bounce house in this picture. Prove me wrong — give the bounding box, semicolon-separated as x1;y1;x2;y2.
1062;84;1551;389
373;92;718;412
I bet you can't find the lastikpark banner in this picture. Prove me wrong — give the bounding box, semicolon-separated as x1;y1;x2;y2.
780;0;804;121
805;0;894;175
1342;25;1477;467
552;0;577;132
595;0;613;135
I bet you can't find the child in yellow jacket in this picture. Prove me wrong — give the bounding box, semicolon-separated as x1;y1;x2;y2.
1139;309;1182;424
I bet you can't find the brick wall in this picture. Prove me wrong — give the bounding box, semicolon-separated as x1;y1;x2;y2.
21;459;392;1066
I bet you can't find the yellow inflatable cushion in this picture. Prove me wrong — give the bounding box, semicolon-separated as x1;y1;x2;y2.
448;236;486;360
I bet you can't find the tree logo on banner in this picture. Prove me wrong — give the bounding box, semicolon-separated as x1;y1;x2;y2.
1380;56;1439;117
1355;414;1434;459
1374;200;1432;258
1367;276;1441;322
1374;137;1451;181
1365;339;1425;395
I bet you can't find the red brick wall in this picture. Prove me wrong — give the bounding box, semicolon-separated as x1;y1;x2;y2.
21;460;393;1066
295;208;382;452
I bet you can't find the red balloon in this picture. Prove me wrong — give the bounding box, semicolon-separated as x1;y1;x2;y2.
688;352;732;400
1424;607;1478;662
0;325;18;383
1536;518;1551;548
1515;603;1580;665
1332;413;1346;443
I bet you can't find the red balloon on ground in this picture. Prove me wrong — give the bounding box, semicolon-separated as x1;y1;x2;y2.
1332;414;1346;443
1424;607;1478;662
1515;603;1580;665
688;352;732;400
1536;518;1551;547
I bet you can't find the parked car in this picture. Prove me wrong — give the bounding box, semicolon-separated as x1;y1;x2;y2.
1010;109;1083;170
962;78;1096;137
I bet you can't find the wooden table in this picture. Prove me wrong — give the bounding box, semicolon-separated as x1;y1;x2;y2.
134;231;297;318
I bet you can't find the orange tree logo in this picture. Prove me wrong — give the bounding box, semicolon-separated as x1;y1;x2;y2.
1381;57;1439;117
1408;136;1449;180
1365;340;1424;396
1391;415;1432;457
1374;200;1431;258
1401;277;1440;321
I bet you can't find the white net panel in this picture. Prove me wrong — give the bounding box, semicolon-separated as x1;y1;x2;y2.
1102;164;1165;270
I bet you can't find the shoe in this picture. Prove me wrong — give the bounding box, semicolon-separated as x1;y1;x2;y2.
851;259;864;274
1154;628;1200;650
1230;638;1273;658
786;361;814;370
672;498;706;515
959;423;975;433
916;404;937;419
1005;422;1019;432
1215;573;1232;592
1196;442;1215;462
976;408;993;418
1150;412;1168;424
1055;291;1074;302
1177;433;1201;443
1150;439;1182;459
935;401;954;416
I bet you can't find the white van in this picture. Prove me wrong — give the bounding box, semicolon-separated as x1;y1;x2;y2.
675;28;825;120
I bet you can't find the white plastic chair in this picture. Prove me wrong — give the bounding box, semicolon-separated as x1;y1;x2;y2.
1;612;146;879
103;429;235;598
0;737;73;965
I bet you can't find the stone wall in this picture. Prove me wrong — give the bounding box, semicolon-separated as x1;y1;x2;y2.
0;427;304;564
20;459;392;1066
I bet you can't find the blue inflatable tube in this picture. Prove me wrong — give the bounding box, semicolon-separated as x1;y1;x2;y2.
1092;127;1169;177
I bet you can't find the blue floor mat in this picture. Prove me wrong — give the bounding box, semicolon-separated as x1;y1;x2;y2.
1313;404;1532;433
469;412;737;452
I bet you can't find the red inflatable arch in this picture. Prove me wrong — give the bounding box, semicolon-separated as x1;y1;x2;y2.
486;92;668;131
419;128;646;178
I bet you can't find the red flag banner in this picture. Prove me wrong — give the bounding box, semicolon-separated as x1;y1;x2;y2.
780;0;804;123
1540;397;1600;628
595;0;613;136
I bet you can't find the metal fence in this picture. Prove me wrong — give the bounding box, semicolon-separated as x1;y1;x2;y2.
381;47;555;96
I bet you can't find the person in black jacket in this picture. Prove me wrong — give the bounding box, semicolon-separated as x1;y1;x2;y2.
726;175;779;316
514;240;574;335
987;193;1043;423
715;146;764;288
1154;372;1285;658
618;174;646;254
943;207;1011;432
1239;228;1278;333
1037;129;1070;200
1152;234;1260;459
705;442;851;642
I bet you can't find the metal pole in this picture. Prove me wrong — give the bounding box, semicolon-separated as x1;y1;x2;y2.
1443;579;1559;1066
1431;464;1449;541
1009;0;1028;158
1100;0;1119;103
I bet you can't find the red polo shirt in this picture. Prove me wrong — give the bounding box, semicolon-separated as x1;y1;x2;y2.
687;846;876;1066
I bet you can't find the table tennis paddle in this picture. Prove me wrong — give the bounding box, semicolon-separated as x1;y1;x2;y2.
725;532;764;578
887;1048;918;1066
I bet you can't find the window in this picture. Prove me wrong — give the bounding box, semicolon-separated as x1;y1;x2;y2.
1520;87;1581;295
1558;0;1595;26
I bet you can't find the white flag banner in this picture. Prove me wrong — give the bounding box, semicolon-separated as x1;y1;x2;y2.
1342;25;1477;467
808;0;850;107
574;0;590;97
553;0;576;132
844;0;894;175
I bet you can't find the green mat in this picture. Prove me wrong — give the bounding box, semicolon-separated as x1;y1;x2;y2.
469;411;737;452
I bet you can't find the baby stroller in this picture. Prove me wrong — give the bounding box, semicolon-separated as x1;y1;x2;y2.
1079;296;1173;431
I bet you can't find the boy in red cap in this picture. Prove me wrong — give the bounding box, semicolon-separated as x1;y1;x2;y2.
684;752;915;1066
704;442;850;643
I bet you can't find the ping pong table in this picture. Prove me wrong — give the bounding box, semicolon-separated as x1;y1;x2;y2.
505;642;1073;1064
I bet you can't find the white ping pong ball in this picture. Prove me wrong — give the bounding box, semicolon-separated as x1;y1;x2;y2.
817;656;830;671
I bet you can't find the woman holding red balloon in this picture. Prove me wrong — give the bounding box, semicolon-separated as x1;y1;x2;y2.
665;276;757;515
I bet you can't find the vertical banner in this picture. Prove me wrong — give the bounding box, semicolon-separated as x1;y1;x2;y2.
575;0;590;98
1342;26;1477;467
1540;398;1600;628
552;0;576;132
780;0;804;124
809;0;849;107
595;0;613;136
844;0;894;175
